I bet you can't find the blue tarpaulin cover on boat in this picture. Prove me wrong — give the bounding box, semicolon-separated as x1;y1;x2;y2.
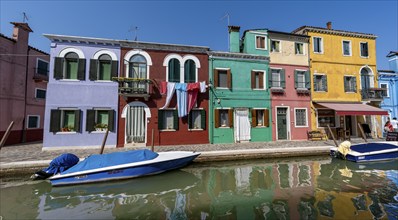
44;153;80;175
61;149;159;174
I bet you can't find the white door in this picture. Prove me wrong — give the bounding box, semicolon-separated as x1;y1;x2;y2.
126;106;145;143
234;108;251;142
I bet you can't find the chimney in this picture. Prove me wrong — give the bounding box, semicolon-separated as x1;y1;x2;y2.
10;22;33;42
228;25;240;53
326;21;332;30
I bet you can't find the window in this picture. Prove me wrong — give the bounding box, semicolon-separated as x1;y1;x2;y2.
342;40;351;56
158;109;178;130
27;115;39;129
313;37;323;53
295;42;304;55
86;109;115;132
89;54;118;81
344;76;357;92
360;42;369;57
215;109;233;128
36;59;49;76
167;58;181;82
184;60;196;83
313;74;328;92
251;71;265;89
54;52;86;80
49;109;81;132
271;40;280;52
269;68;285;88
295;70;310;89
295;109;307;127
256;35;266;49
251;109;269;127
188;109;205;130
317;109;335;127
35;88;46;99
380;83;389;97
214;69;231;89
129;55;147;79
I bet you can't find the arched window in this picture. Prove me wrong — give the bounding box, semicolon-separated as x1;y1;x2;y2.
168;58;180;82
98;54;112;80
184;60;196;83
64;52;79;79
129;55;147;79
360;67;374;89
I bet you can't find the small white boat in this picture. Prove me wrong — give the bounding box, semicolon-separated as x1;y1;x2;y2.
330;141;398;163
48;149;200;186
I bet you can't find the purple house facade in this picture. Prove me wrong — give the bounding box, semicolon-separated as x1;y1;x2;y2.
43;34;120;149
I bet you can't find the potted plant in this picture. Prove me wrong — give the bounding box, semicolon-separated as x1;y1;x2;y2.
61;125;74;132
94;123;108;131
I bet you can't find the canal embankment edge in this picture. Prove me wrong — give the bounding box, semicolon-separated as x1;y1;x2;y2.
0;146;331;176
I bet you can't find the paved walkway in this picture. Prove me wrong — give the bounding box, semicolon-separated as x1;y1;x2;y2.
0;138;382;173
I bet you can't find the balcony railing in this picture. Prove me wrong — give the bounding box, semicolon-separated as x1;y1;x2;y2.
361;87;387;101
112;77;153;100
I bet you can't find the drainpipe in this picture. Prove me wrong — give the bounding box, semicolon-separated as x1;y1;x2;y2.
22;47;30;143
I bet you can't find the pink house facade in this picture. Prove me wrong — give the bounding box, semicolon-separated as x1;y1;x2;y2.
268;30;311;141
0;22;49;145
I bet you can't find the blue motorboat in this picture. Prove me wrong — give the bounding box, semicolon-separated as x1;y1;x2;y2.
330;141;398;163
49;149;200;186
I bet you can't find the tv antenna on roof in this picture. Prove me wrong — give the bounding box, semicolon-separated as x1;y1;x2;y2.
220;13;230;51
22;12;29;23
129;26;139;41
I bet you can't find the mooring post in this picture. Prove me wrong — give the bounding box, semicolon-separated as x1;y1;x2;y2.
99;129;109;154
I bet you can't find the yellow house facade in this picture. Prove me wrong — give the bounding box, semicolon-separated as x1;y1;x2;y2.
293;22;387;138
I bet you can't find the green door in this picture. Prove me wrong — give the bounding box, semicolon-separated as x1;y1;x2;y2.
277;108;287;140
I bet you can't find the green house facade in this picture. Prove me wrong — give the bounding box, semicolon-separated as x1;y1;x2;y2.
208;26;271;144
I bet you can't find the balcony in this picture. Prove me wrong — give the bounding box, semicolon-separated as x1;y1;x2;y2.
33;68;49;82
361;87;387;101
112;77;153;100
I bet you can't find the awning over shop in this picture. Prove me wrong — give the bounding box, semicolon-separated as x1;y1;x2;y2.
315;102;389;116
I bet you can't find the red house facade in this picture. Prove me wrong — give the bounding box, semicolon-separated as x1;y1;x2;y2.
115;41;209;147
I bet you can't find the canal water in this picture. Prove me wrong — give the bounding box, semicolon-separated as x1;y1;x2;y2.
1;156;397;219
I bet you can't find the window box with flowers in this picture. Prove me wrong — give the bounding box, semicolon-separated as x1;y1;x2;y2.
94;123;108;131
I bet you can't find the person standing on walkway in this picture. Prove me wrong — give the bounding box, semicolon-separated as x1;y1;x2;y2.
384;118;393;132
391;117;398;132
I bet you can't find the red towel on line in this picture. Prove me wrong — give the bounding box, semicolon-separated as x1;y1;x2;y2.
160;81;167;95
187;82;200;113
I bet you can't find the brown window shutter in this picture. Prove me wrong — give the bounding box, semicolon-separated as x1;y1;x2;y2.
227;69;232;89
259;72;264;89
251;109;257;127
228;109;234;128
264;109;269;127
214;109;220;128
213;69;219;88
251;71;255;89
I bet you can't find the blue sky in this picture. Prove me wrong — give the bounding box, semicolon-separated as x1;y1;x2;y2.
1;0;397;69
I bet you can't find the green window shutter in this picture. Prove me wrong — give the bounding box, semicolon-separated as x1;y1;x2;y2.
294;70;298;89
108;110;115;132
268;68;272;88
86;110;96;132
74;110;81;132
173;110;179;130
111;61;118;78
353;77;357;92
305;70;311;89
281;69;286;89
50;109;61;132
77;59;86;80
89;59;98;81
54;57;64;79
201;110;206;130
324;76;328;92
188;112;193;129
344;77;348;92
158;110;164;130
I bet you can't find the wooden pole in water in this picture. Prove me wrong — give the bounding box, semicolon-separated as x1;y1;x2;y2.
357;123;368;143
151;129;154;152
100;129;109;154
0;121;14;150
327;125;339;147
